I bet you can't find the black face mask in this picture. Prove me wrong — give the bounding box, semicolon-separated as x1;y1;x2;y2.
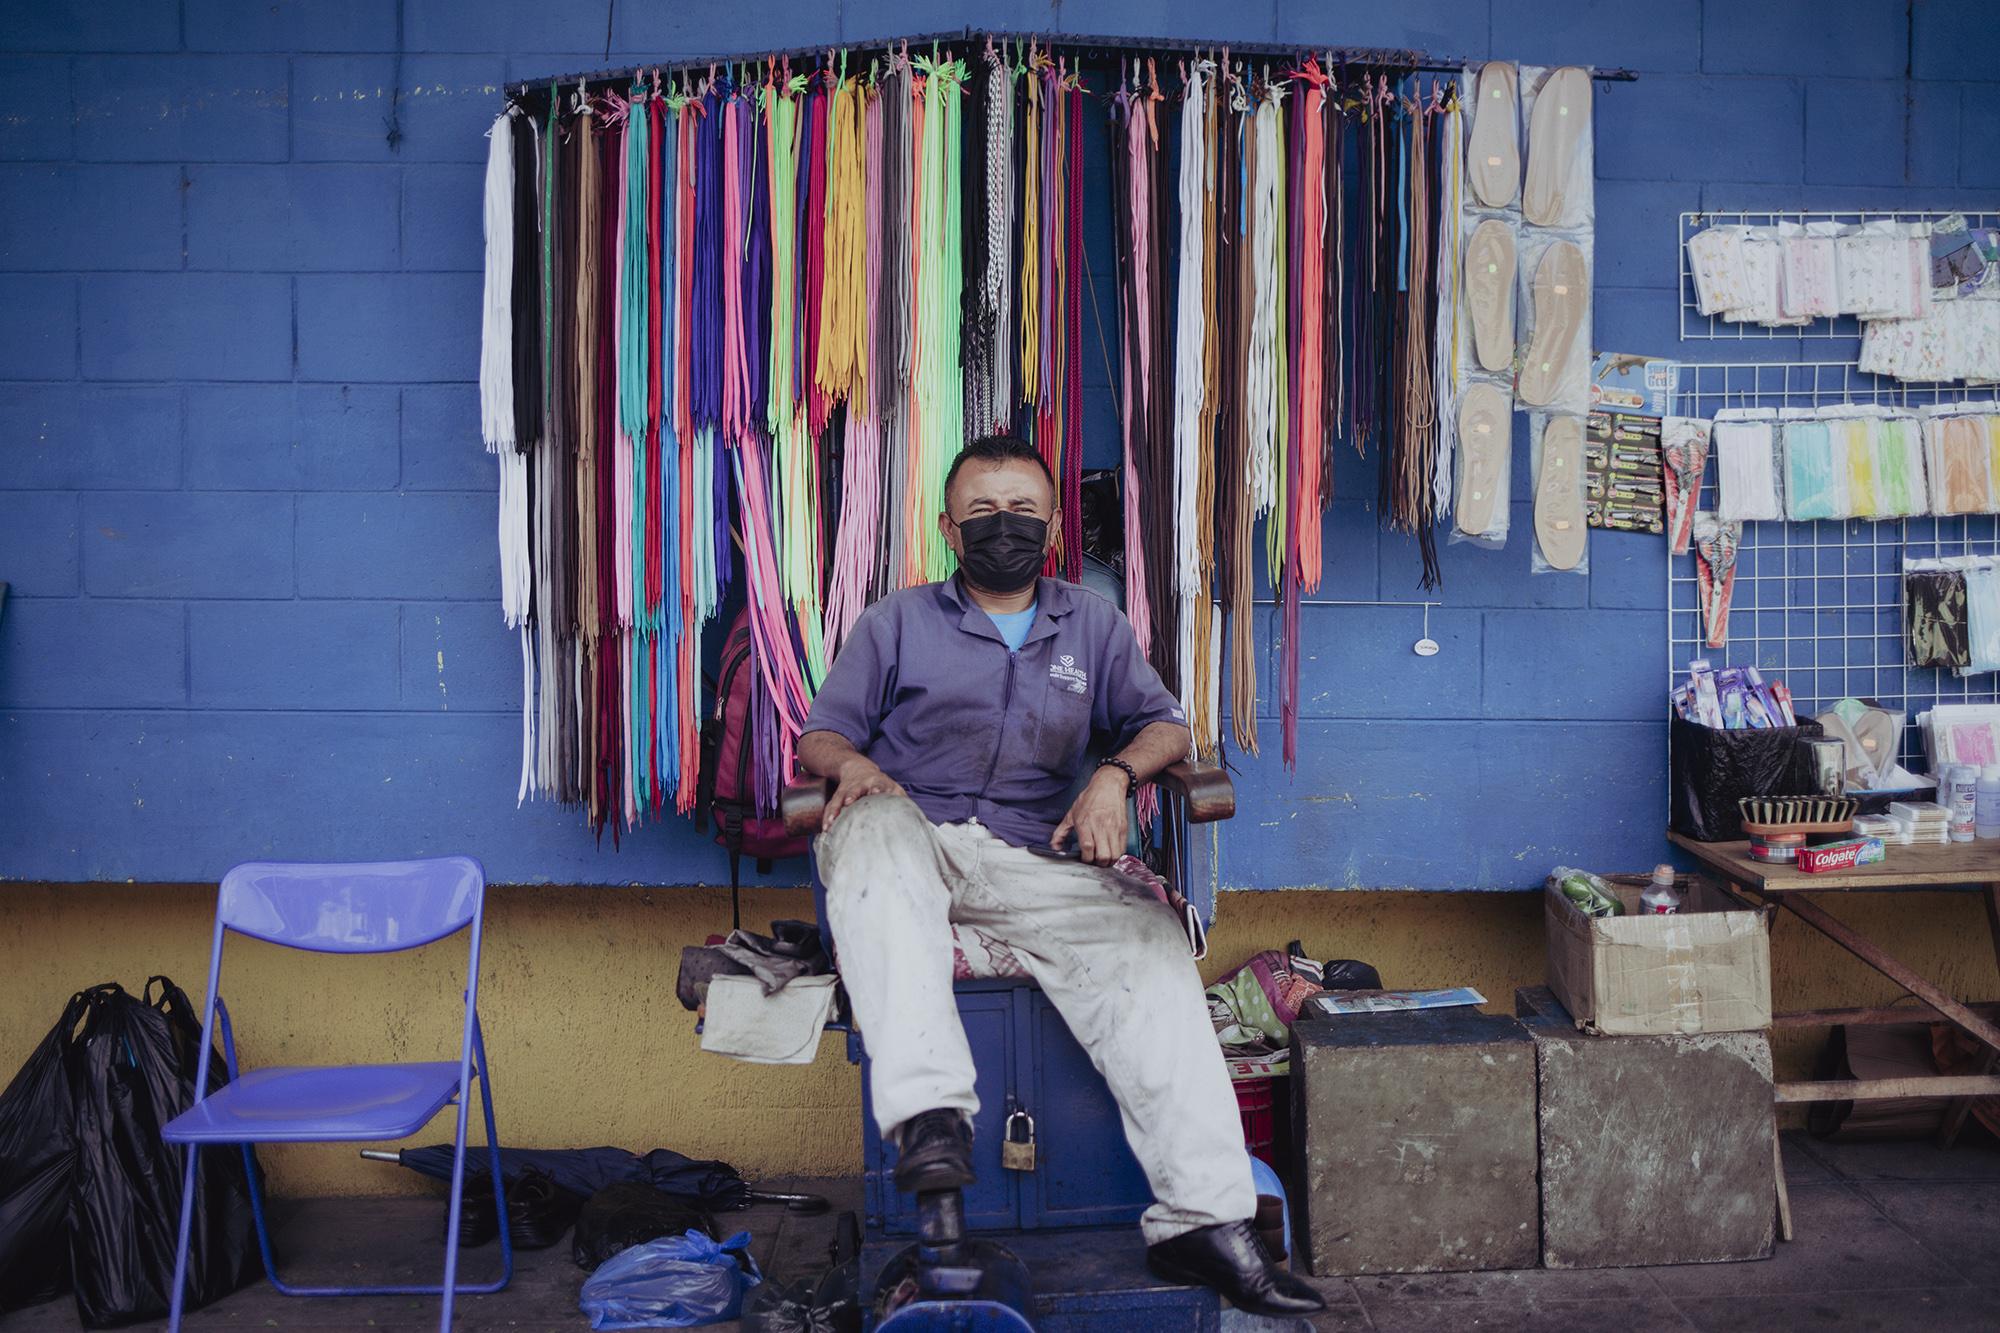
955;511;1048;593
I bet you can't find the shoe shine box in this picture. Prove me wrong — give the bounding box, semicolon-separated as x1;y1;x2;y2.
1544;873;1773;1037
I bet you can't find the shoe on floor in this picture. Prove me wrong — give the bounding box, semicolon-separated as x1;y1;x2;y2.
892;1108;976;1194
1146;1218;1326;1316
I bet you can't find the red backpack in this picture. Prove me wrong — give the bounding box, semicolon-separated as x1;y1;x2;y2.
700;609;809;924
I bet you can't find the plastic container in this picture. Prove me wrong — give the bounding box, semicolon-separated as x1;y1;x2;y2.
1232;1075;1287;1169
1978;765;2000;840
1640;863;1683;915
1944;764;1979;843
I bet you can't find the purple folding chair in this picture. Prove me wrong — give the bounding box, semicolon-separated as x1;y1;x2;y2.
160;857;512;1332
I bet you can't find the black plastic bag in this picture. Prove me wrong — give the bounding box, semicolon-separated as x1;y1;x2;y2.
69;980;260;1328
1669;712;1824;842
0;991;87;1312
1079;469;1124;572
573;1181;715;1270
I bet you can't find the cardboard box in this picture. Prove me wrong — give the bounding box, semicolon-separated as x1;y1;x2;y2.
1544;874;1772;1036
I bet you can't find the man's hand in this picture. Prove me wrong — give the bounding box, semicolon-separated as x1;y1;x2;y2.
825;756;905;827
1052;768;1130;866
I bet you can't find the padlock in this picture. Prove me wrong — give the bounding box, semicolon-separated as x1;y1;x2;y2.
1001;1108;1037;1171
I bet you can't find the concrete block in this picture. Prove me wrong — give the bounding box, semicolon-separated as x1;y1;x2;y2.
1220;719;1665;890
0;708;739;885
0;58;73;160
8;0;181;52
297;273;481;383
1806;81;1960;189
187;165;401;271
1589;534;1669;610
1491;0;1701;73
0;600;186;709
401;603;520;711
0;165;183;270
1964;95;2000;190
1293;606;1480;719
406;0;611;53
1597;76;1801;183
186;384;401;491
1705;0;1906;78
1515;987;1776;1269
1913;0;1998;82
73;56;289;162
0;494;81;596
0;276;78;380
185;0;399;51
82;275;293;383
1482;609;1659;719
1292;1009;1539;1275
291;55;506;163
843;0;1040;44
191;602;401;709
1595;181;1697;288
1057;0;1277;43
402;164;485;272
0;385;182;490
297;492;495;599
1275;0;1491;58
401;385;491;488
612;3;836;58
83;492;295;599
1592;288;1684;366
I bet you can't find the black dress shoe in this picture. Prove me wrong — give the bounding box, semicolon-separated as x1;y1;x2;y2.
444;1181;500;1248
507;1167;581;1250
891;1108;975;1194
1146;1219;1326;1316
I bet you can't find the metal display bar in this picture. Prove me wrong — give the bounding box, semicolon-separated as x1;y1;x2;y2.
504;27;1640;101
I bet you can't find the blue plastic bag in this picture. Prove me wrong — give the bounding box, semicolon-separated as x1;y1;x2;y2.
578;1228;762;1329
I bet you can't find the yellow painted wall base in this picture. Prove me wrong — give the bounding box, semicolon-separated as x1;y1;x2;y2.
3;883;1994;1197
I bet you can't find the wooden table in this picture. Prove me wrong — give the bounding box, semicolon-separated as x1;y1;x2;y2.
1668;833;2000;1136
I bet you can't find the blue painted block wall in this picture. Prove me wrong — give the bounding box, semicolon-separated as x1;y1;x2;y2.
2;0;1996;888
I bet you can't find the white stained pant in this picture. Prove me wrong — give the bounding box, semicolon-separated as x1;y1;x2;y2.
816;793;1257;1244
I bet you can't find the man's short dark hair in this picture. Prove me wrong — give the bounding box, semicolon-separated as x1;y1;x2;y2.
943;435;1056;510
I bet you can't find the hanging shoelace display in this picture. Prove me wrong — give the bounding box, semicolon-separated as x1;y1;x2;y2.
482;38;1480;840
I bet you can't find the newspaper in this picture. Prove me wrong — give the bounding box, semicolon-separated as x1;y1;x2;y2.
1308;987;1487;1017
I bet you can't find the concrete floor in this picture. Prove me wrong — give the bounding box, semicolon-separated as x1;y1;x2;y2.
8;1133;2000;1332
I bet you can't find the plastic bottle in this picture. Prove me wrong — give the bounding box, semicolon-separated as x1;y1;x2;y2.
1946;765;1980;843
1641;864;1683;915
1977;765;2000;841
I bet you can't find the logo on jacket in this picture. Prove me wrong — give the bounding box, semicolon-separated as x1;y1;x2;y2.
1050;655;1088;694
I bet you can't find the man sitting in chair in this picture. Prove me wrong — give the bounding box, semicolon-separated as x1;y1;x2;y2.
798;435;1322;1317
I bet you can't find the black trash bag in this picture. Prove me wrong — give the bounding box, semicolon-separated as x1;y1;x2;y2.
1669;711;1824;841
1079;469;1123;572
69;980;260;1329
0;990;88;1312
1320;960;1384;991
574;1181;715;1270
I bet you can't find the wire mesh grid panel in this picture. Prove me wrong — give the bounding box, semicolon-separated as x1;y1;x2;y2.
1676;209;2000;341
1666;362;2000;770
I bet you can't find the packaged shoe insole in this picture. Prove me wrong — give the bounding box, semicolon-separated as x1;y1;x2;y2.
1521;65;1593;229
1466;61;1521;210
1465;218;1517;373
1532;413;1589;573
1454;381;1513;544
1516;237;1590;411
